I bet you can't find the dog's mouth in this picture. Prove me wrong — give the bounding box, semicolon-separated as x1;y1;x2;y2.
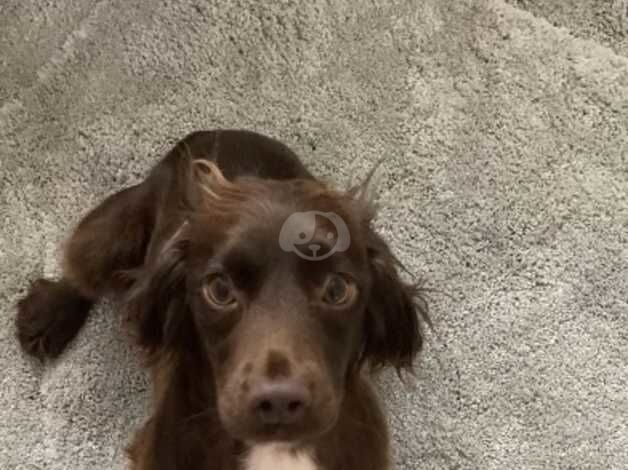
219;396;340;446
223;413;334;446
249;422;312;444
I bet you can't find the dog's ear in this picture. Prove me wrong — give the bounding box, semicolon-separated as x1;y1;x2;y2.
124;225;190;353
124;156;247;355
362;229;427;372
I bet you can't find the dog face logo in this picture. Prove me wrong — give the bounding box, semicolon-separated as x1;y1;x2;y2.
279;211;350;260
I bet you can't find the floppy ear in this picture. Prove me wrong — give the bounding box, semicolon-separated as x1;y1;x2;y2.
124;226;190;353
363;229;427;371
124;155;246;355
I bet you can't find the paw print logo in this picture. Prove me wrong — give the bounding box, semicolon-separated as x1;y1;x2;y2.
279;211;350;260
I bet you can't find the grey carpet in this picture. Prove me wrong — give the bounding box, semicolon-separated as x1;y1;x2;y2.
1;1;627;469
505;0;628;55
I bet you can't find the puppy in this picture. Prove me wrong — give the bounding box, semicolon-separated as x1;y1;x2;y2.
16;130;427;470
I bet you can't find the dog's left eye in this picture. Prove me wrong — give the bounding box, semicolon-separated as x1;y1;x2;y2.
203;274;237;308
322;274;355;306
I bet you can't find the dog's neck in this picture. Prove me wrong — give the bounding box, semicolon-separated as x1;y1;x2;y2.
242;444;318;470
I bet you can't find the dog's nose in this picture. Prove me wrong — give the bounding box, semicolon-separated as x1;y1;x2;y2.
250;380;311;426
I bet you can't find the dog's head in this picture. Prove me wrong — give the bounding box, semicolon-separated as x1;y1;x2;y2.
128;160;427;445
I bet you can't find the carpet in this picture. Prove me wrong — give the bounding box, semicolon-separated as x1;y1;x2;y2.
1;1;627;468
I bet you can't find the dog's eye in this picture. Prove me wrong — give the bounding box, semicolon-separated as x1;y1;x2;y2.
203;274;237;308
322;274;355;306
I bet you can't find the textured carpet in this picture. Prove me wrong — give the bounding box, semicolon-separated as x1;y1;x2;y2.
1;1;627;469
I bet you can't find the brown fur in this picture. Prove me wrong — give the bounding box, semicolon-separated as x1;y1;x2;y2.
15;129;427;469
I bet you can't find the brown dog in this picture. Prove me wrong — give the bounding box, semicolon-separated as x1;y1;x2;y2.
16;130;427;470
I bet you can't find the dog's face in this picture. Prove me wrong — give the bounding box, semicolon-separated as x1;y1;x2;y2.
129;162;424;445
186;180;372;444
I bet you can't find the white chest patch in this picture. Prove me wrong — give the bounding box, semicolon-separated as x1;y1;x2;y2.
243;444;319;470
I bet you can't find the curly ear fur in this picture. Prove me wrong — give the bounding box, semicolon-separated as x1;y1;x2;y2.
363;229;428;371
123;159;237;356
124;227;190;354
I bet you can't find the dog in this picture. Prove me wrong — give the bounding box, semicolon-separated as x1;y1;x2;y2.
16;130;428;470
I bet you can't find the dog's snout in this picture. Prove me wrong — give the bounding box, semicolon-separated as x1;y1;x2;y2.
250;380;311;426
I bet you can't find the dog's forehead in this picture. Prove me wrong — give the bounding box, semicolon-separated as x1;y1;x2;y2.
234;214;365;275
233;185;353;234
282;211;343;236
243;200;354;245
190;180;368;272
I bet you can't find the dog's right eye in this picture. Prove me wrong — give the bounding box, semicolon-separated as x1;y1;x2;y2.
203;274;237;309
